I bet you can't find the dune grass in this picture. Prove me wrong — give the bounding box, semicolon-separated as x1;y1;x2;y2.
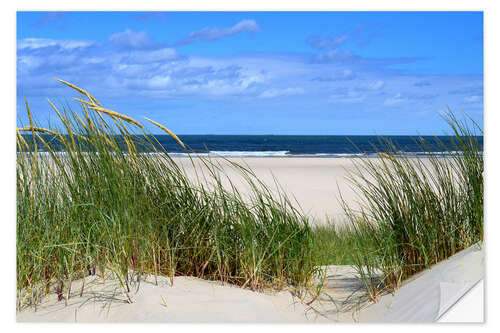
16;81;320;310
16;80;483;311
339;111;483;299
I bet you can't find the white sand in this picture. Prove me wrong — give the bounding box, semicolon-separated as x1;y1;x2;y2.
18;244;483;323
173;157;362;225
17;274;324;323
15;265;374;323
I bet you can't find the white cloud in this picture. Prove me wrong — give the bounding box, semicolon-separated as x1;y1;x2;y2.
384;93;407;106
330;90;365;104
147;76;172;89
18;38;94;50
258;88;304;99
17;34;483;120
126;48;179;64
314;49;354;63
176;20;259;46
370;80;385;90
307;34;349;49
464;95;481;103
109;29;157;49
306;24;384;50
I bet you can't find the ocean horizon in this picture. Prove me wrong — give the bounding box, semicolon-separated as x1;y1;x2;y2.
21;134;484;158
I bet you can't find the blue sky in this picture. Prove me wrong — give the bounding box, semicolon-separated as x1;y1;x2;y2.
17;11;483;134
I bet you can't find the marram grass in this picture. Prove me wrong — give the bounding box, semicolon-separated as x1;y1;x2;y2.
340;110;483;299
16;80;320;310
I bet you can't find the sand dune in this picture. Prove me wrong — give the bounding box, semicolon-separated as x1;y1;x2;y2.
17;157;483;323
17;244;483;323
17;274;321;323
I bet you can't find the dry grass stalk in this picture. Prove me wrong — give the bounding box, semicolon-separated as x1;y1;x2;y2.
145;117;186;149
16;130;30;151
72;98;109;128
25;98;38;178
18;126;59;136
88;106;143;128
56;79;97;105
377;152;395;162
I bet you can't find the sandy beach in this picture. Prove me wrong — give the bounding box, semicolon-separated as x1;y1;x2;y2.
174;157;361;225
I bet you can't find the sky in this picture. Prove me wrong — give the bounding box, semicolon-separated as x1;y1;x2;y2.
16;11;483;135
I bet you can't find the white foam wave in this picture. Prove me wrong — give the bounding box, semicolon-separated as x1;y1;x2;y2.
168;151;291;158
167;151;370;158
19;150;476;158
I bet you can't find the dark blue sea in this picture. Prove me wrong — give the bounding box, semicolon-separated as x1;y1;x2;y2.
24;134;483;158
152;135;484;158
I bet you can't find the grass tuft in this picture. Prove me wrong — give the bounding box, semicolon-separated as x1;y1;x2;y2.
17;80;319;310
340;109;483;298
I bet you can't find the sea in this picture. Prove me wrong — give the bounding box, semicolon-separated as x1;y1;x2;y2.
22;134;483;158
146;135;484;158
